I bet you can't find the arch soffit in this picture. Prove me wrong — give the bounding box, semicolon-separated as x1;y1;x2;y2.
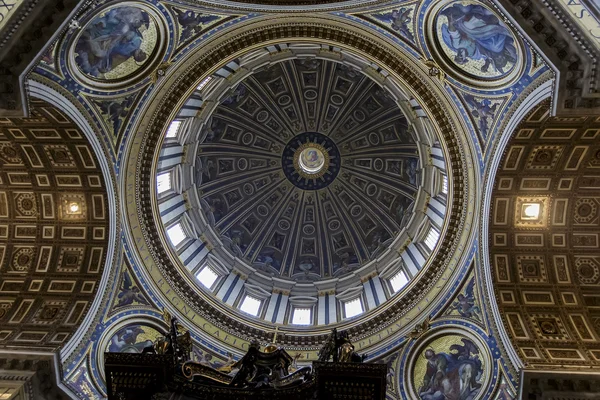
478;79;554;375
26;79;122;366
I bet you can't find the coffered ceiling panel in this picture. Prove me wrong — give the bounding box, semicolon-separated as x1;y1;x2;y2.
0;100;109;350
490;101;600;368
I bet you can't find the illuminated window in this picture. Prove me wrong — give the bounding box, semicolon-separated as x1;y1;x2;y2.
521;203;541;220
425;227;440;251
197;77;213;91
156;172;171;194
442;175;448;194
344;298;364;318
240;295;261;316
166;120;182;138
292;308;312;325
390;270;408;293
196;266;218;289
167;223;186;246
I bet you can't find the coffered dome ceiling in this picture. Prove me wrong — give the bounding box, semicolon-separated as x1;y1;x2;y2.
116;13;477;368
154;43;452;328
193;58;420;280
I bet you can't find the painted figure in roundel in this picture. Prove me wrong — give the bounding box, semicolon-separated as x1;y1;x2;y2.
437;2;517;77
75;6;157;80
106;324;162;353
415;337;485;400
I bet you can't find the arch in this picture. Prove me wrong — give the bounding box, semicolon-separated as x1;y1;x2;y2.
479;78;554;372
26;79;121;362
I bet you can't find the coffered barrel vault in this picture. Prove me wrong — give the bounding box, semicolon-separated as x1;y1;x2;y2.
0;100;109;349
490;102;600;368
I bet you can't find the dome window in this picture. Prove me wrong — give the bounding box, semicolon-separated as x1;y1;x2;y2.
156;172;171;194
442;175;448;194
291;308;312;325
166;120;182;138
197;77;213;91
239;295;261;317
167;223;186;247
390;270;409;293
425;227;440;251
343;297;364;319
196;265;219;290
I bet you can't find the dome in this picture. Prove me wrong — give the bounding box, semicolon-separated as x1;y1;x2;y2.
155;44;449;326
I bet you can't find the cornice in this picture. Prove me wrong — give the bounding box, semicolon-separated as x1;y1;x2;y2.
496;0;600;114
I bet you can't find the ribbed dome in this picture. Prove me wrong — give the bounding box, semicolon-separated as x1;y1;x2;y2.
155;44;450;326
195;58;419;281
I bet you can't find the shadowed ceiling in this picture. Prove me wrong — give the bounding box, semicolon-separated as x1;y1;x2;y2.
490;101;600;368
0;100;109;349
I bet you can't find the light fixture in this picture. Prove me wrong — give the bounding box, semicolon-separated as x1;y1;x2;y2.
68;202;80;213
521;203;541;220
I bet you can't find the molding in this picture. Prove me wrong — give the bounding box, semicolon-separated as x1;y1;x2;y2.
496;0;600;114
479;78;554;374
25;80;121;367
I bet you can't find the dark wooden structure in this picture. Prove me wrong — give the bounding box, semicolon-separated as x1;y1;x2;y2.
105;322;386;399
105;352;387;400
314;361;387;400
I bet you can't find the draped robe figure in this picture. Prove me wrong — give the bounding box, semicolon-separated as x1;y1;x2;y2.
440;4;517;73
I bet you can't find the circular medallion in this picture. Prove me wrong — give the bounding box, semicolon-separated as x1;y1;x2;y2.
303;225;315;235
429;0;523;86
106;324;162;353
298;145;327;175
278;220;291;230
69;4;165;87
576;260;599;284
243;183;254;195
257;205;269;217
282;132;340;190
328;220;341;230
278;95;291;105
407;328;492;400
237;158;248;171
242;132;254;145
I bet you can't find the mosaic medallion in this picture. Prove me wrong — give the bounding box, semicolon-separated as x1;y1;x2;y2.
432;1;522;84
283;132;340;190
71;5;162;85
408;330;491;400
106;324;162;353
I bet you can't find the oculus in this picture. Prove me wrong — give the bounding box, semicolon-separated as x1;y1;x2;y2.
283;132;339;189
298;145;326;175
